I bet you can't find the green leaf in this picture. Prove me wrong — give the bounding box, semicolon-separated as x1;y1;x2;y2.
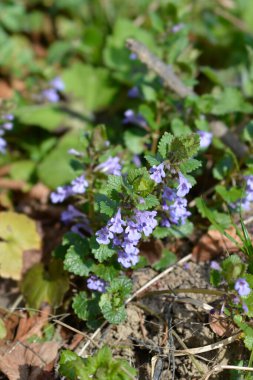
153;249;176;271
145;153;161;166
152;226;171;239
21;260;69;309
138;104;157;130
180;158;202;174
195;198;233;231
0;212;41;280
16;105;65;131
211;87;253;115
59;350;88;380
171;118;192;136
215;185;244;203
158;132;173;159
124;129;147;154
92;244;116;263
127;167;155;197
222;255;245;284
72;291;101;328
169;134;200;163
105;175;123;197
62;63;117;112
242;121;253;143
136;194;159;210
99;297;126;324
10;160;35;182
64;237;94;276
213;153;235;180
95;194;118;217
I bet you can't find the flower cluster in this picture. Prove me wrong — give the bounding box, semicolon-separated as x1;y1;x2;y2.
95;156;122;176
61;205;92;236
42;76;65;103
96;208;157;268
87;275;107;293
50;175;88;203
0;114;14;154
149;163;192;226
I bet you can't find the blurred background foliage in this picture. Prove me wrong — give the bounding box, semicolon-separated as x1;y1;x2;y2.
1;0;253;190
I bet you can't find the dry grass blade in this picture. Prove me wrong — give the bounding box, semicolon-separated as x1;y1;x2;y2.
203;364;253;380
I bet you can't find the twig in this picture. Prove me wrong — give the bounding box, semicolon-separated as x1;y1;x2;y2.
126;39;193;98
125;253;192;304
53;319;100;349
172;332;240;356
125;39;249;158
78;320;107;356
172;330;205;375
203;364;253;380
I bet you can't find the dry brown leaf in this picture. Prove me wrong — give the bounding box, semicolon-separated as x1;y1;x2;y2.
209;311;235;337
0;341;59;380
192;226;241;262
15;307;50;342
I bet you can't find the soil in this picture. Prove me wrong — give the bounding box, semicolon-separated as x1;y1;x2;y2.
78;261;247;380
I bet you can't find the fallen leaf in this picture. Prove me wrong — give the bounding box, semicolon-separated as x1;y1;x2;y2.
209;310;235;337
0;341;59;380
192;227;241;262
15;307;50;342
0;212;41;280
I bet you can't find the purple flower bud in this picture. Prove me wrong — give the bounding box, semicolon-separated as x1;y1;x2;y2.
123;109;147;129
242;303;249;313
210;261;221;271
171;23;185;33
42;88;60;103
108;208;126;234
177;172;192;197
71;175;88;194
87;275;107;293
197;130;213;149
68;148;84;157
50;77;65;91
235;278;251;297
150;163;166;184
96;227;113;245
129;53;137;60
95;156;122;176
128;86;140;98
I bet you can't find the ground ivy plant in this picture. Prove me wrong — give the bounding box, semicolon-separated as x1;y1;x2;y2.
50;126;200;326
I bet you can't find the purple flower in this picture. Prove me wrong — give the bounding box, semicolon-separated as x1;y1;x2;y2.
123;109;147;129
232;296;240;305
132;155;141;167
242;303;249;313
129;53;137;60
235;278;251;297
121;238;139;255
95;156;122;176
71;222;92;236
160;217;171;228
128;86;140;98
42;88;60;103
0;137;7;154
71;175;88;194
50;186;72;203
108;209;126;234
197;130;213;149
87;275;107;293
61;205;85;223
171;23;185;33
150;163;166;184
3;114;14;121
96;227;113;245
169;197;191;225
135;210;158;236
118;250;139;268
177;172;192;197
50;77;65;91
2;122;13;131
125;221;141;242
210;261;222;271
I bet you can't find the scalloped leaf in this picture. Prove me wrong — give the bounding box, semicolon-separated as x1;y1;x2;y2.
0;212;41;280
